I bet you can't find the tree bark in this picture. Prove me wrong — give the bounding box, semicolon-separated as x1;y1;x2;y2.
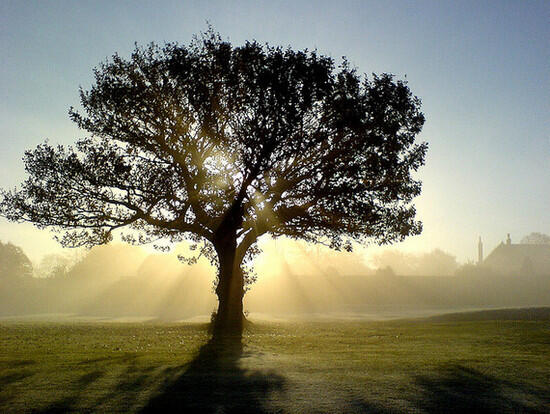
212;219;245;340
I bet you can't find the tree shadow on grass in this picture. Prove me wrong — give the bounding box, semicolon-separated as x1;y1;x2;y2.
349;364;549;414
411;364;549;414
140;338;285;414
26;340;285;414
0;359;36;388
29;355;138;414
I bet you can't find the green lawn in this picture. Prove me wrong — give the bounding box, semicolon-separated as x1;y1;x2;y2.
1;317;549;413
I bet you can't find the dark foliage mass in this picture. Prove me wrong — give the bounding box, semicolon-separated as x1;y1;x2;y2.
521;232;550;245
0;30;426;336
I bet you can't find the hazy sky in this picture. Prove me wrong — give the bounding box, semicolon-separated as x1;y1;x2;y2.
1;0;549;264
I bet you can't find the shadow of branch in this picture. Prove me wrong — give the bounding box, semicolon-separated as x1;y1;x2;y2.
411;364;549;414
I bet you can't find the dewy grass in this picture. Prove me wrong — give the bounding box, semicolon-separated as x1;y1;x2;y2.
1;318;549;413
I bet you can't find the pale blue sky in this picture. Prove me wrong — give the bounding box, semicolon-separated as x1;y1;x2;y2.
1;0;549;263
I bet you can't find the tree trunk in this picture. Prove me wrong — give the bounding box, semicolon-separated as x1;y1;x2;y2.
212;229;245;340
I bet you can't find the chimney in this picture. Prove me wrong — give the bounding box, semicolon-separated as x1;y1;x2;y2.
478;237;483;264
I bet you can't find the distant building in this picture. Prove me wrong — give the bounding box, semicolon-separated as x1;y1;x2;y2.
482;234;550;275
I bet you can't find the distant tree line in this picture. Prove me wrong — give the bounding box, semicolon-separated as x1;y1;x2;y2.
521;232;550;245
1;236;549;318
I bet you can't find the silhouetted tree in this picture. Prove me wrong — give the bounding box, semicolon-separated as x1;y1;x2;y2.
0;31;427;338
36;253;72;279
0;241;33;283
372;248;458;276
521;232;550;245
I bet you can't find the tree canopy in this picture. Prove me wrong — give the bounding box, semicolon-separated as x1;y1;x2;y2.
521;232;550;245
1;31;427;336
0;241;33;282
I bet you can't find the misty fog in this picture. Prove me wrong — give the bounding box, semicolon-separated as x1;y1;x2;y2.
1;238;549;321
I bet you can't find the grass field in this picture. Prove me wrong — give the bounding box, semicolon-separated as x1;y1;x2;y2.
1;310;549;413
